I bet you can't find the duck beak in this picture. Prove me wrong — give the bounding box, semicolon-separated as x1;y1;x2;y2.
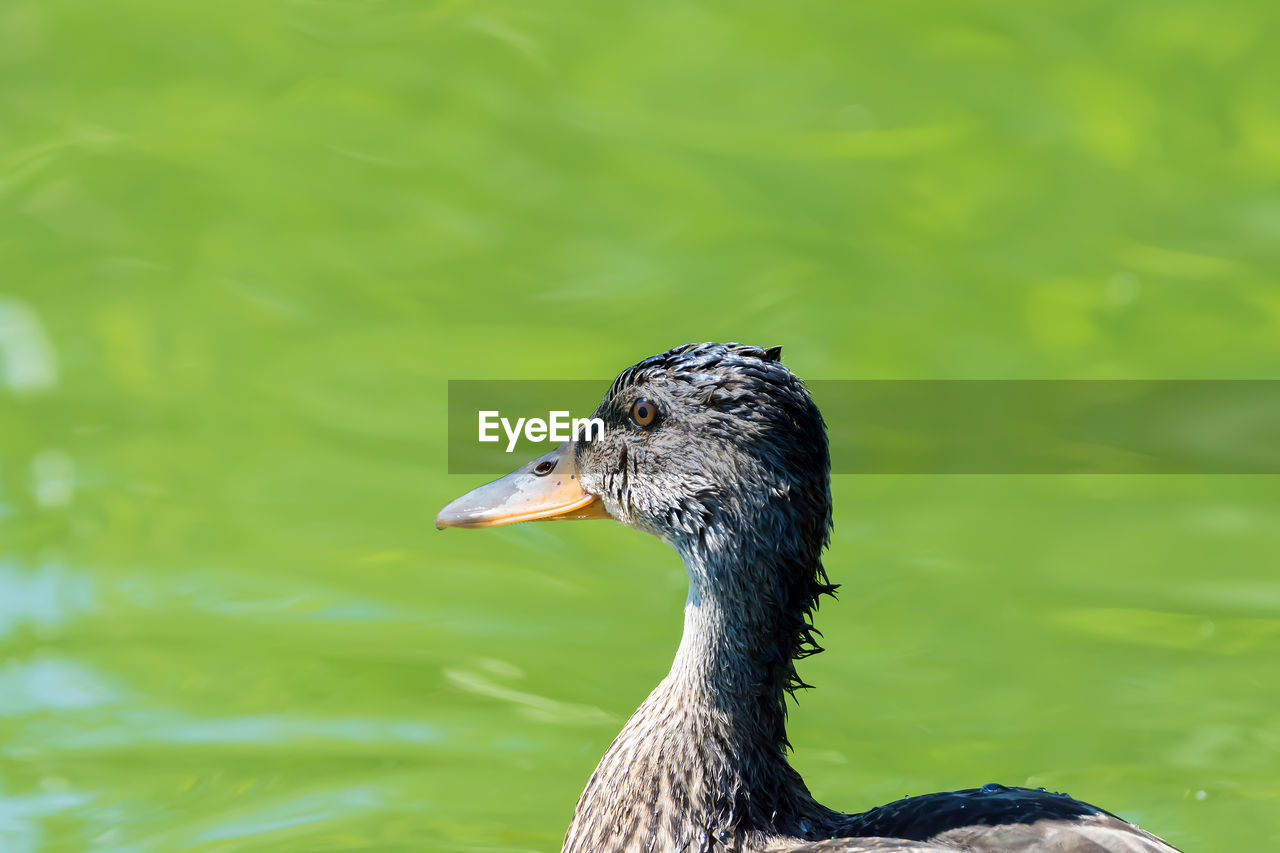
436;442;612;529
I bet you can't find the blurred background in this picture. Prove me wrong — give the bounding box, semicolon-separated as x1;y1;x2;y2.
3;1;1279;850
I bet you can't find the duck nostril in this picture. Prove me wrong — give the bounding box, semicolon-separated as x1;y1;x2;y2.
533;460;556;477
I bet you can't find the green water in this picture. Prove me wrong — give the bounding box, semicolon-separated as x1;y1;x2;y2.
3;1;1279;850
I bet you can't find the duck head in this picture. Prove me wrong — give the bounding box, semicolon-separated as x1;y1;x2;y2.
437;343;831;574
439;344;840;846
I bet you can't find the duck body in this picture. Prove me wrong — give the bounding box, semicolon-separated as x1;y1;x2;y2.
437;343;1181;853
563;650;1175;853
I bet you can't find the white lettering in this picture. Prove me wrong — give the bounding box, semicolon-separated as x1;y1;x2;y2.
478;411;500;443
482;411;606;451
502;417;526;453
549;411;571;442
573;417;604;442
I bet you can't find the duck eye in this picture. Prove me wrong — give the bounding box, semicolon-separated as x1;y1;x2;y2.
629;398;658;428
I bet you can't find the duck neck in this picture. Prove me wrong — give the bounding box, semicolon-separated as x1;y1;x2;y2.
562;527;837;853
667;544;796;745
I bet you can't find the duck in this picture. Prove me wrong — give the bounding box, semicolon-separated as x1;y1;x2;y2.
436;343;1181;853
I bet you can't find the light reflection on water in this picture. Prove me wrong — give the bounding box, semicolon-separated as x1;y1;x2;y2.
0;786;91;853
0;658;123;716
0;296;58;393
0;563;96;641
15;711;443;752
189;783;390;847
30;451;75;511
444;659;614;725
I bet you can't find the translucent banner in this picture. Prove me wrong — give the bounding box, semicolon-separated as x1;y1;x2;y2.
447;379;1280;475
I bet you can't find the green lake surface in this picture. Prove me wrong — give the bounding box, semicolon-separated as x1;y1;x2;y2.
2;1;1279;850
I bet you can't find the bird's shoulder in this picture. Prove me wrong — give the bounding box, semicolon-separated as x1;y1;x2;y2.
779;785;1180;853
